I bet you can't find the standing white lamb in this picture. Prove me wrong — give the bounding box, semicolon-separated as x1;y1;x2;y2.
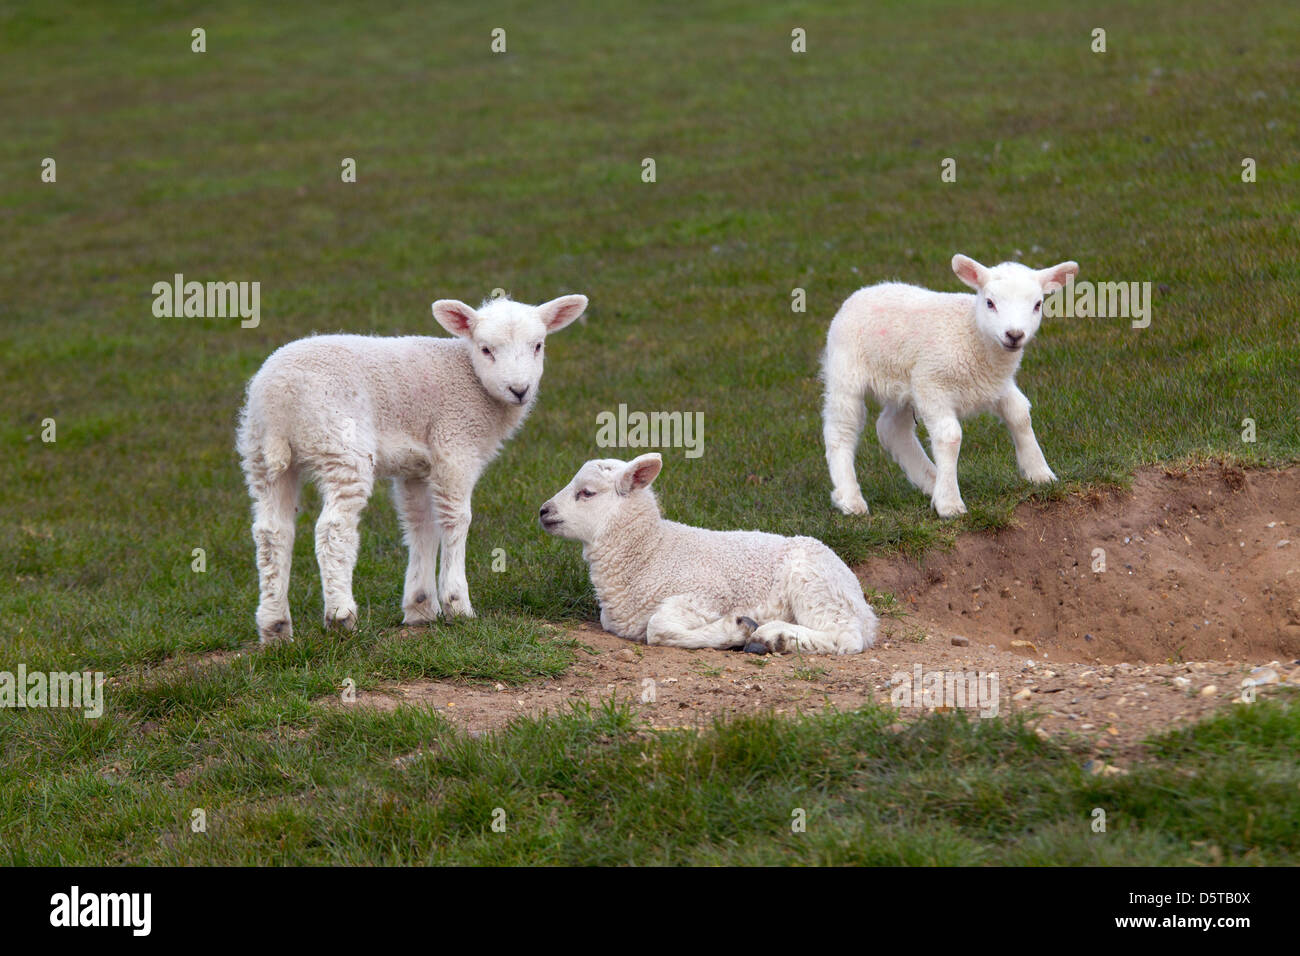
822;254;1078;518
236;292;588;642
538;453;877;655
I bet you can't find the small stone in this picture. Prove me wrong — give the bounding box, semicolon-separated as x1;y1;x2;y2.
1013;688;1033;701
1278;540;1291;548
951;635;970;647
1244;667;1278;686
1083;759;1119;775
614;648;637;663
1172;676;1191;688
1199;684;1218;697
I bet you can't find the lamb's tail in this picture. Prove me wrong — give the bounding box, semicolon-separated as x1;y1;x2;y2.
237;394;294;487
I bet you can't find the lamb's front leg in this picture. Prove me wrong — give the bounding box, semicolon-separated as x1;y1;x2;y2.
433;482;475;618
920;408;966;518
996;385;1056;484
393;477;441;624
645;595;752;650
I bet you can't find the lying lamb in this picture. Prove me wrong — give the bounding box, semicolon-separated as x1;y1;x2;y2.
539;454;877;655
822;254;1078;518
237;292;588;642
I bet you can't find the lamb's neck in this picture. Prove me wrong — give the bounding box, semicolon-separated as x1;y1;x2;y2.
584;494;664;583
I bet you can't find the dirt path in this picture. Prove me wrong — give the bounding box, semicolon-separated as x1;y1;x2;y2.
348;465;1300;761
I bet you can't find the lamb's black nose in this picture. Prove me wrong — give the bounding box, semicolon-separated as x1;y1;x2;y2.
539;503;553;518
1005;329;1025;345
510;385;529;401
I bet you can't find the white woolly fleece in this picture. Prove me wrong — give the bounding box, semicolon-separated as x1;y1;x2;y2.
541;455;877;655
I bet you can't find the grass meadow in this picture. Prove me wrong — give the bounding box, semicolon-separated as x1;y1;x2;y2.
1;0;1297;864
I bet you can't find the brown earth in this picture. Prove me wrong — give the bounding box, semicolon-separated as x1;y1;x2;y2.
859;463;1300;664
340;465;1300;761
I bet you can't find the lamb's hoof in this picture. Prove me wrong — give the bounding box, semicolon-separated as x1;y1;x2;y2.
258;620;293;644
736;616;759;634
1024;468;1057;485
933;498;967;519
743;640;770;655
442;597;476;620
402;592;439;625
832;492;869;516
325;608;357;631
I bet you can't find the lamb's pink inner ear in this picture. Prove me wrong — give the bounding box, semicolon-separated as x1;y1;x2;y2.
433;301;477;337
952;256;987;290
1040;262;1079;292
541;295;588;332
621;456;662;493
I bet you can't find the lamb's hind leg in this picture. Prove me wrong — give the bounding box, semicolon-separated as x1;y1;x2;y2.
877;401;937;496
645;595;753;650
393;477;440;624
314;456;373;630
747;544;877;656
823;382;870;515
249;465;300;643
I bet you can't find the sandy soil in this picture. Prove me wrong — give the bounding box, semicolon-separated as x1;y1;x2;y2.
342;465;1300;761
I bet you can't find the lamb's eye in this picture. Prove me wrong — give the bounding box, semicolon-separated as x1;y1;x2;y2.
481;347;493;358
1034;300;1042;312
985;298;996;311
577;488;596;500
534;342;543;354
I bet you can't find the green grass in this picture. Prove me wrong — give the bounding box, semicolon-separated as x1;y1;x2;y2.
3;693;1297;864
0;0;1297;864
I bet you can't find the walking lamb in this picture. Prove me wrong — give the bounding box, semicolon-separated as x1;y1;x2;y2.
237;292;588;642
539;454;877;655
822;254;1078;518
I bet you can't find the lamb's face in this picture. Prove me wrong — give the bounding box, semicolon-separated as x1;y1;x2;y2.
953;255;1079;354
974;264;1045;352
432;294;588;406
539;455;662;543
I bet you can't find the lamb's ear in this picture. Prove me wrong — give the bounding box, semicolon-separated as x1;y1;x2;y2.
432;299;479;338
1036;261;1079;293
537;294;588;333
952;254;990;291
616;453;662;495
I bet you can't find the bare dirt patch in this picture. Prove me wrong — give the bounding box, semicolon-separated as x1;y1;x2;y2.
343;465;1300;762
860;463;1300;664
